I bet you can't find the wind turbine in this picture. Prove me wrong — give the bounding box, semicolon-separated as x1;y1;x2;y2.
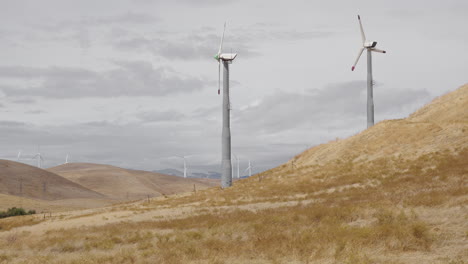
214;22;237;188
65;154;69;164
233;154;240;179
351;15;386;128
33;146;44;168
17;150;22;161
244;160;252;177
176;155;188;178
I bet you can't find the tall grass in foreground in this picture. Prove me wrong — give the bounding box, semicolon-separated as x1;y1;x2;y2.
0;204;433;263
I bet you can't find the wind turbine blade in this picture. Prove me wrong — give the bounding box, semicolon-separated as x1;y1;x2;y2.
358;15;366;44
351;47;365;71
371;48;386;53
218;22;226;55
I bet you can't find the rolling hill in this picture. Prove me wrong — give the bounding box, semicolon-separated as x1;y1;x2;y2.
290;84;468;167
0;160;105;201
47;163;218;200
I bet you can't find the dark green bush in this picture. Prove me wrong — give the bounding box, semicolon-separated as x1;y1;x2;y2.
0;207;36;219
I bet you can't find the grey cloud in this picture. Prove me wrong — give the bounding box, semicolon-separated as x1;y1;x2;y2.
234;81;430;135
268;31;333;40
230;22;334;43
0;120;27;127
138;110;185;123
375;85;431;114
192;105;218;118
12;98;36;104
0;61;206;98
0;119;219;171
40;12;160;31
134;0;235;6
17;12;160;49
112;23;333;60
113;32;259;60
25;110;45;114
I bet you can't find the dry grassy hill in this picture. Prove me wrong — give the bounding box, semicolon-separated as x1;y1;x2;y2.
48;163;218;200
0;84;466;264
0;193;114;213
291;84;468;167
0;160;105;201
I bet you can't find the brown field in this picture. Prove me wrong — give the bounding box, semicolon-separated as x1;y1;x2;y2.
0;161;218;213
48;163;218;200
0;193;116;213
0;84;466;263
0;160;105;201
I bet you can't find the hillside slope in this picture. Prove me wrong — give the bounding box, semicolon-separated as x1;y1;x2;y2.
0;193;114;212
48;163;218;199
1;84;466;264
291;84;468;167
0;160;105;201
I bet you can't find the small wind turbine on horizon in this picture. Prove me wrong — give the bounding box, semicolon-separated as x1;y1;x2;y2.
0;150;22;161
65;154;69;164
214;22;237;188
244;160;252;177
176;155;188;178
351;15;386;128
33;146;44;168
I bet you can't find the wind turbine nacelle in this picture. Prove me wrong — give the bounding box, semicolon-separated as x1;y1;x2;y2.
219;53;237;61
364;41;377;48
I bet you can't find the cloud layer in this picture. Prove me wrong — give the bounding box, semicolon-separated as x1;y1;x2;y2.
0;61;206;98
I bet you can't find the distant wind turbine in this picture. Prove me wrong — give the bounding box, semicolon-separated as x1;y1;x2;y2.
33;146;44;168
214;22;237;188
244;160;252;177
351;15;386;128
176;155;188;178
17;150;22;161
65;154;69;164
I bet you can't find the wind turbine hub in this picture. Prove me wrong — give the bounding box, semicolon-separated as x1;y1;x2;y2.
364;41;377;48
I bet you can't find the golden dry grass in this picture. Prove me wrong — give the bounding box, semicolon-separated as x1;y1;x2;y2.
0;193;115;213
0;147;465;264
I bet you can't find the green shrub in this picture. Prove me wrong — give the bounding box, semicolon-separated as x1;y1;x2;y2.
0;207;36;219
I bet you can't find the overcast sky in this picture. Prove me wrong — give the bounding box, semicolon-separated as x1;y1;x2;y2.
0;0;467;175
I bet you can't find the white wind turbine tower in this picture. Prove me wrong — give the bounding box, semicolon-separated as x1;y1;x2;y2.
65;154;69;164
33;146;44;168
17;150;22;161
233;154;240;179
214;22;237;188
351;15;386;128
244;160;252;177
176;155;188;178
